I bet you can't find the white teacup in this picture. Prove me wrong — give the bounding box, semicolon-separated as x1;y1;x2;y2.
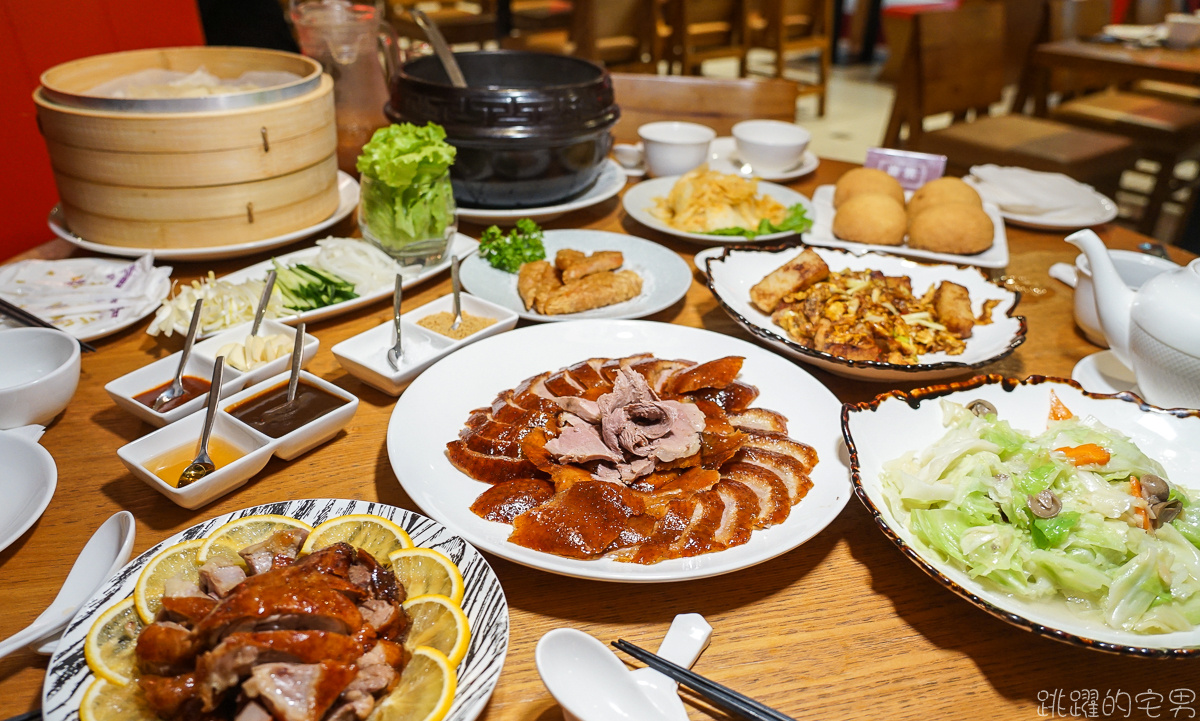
1073;250;1178;348
638;121;715;177
731;120;811;175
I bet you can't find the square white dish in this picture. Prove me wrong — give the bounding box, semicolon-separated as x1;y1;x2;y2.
221;370;359;461
105;352;247;427
332;293;519;396
803;184;1010;269
192;319;319;388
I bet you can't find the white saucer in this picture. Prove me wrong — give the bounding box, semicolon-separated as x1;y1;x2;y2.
708;137;819;181
48;171;360;262
456;158;626;226
1072;350;1139;395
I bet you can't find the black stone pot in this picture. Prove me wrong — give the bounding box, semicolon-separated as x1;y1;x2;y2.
387;51;619;210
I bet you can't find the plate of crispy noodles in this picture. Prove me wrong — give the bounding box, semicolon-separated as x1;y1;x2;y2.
701;244;1026;382
623;170;814;244
458;229;692;322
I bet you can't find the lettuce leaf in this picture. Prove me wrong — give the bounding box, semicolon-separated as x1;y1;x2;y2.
357;123;457;250
705;203;813;238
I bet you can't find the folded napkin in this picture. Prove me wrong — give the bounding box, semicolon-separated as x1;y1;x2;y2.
967;165;1098;216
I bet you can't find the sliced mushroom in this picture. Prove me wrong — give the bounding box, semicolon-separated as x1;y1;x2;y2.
1151;499;1183;528
1140;474;1170;504
967;399;997;418
1028;489;1062;519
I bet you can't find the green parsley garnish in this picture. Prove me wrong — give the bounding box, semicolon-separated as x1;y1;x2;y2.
479;218;547;273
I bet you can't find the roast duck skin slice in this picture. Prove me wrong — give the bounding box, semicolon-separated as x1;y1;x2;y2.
459;354;818;563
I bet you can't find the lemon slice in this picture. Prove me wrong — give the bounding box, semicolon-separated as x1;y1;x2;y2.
401;594;470;667
300;514;412;562
388;548;464;605
79;677;158;721
197;514;313;565
84;597;145;686
369;646;456;721
133;538;203;623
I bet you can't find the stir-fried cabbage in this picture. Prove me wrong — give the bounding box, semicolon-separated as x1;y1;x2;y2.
881;400;1200;633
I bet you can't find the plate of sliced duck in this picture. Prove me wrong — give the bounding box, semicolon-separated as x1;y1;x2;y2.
387;319;851;582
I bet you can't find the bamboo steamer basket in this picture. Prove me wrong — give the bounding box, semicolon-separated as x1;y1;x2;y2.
35;47;340;249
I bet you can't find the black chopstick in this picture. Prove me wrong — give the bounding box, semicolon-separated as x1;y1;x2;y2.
0;298;97;352
613;639;797;721
1;710;40;721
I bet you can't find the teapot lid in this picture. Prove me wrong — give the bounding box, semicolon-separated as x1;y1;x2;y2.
1132;258;1200;356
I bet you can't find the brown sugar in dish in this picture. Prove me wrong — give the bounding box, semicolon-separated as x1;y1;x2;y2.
418;311;497;339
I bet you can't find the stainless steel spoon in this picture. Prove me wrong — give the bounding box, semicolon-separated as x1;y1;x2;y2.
286;323;305;403
178;357;224;487
250;269;277;337
153;298;204;411
410;8;467;88
449;255;464;332
387;274;404;372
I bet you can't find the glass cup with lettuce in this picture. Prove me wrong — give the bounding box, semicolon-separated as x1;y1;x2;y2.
357;123;457;266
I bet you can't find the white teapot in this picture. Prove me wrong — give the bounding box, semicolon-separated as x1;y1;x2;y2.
1067;229;1200;409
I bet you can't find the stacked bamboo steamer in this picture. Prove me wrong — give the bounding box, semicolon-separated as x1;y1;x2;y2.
35;47;339;249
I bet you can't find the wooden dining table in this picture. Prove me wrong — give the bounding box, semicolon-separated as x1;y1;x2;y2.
1;157;1197;721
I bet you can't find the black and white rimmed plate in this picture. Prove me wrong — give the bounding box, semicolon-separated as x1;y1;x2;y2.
843;376;1200;657
700;243;1026;383
42;499;509;721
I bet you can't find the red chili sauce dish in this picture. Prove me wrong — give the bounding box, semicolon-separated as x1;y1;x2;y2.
132;376;212;412
227;380;349;438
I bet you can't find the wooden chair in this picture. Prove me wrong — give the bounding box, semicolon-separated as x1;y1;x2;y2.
570;0;658;71
882;1;1136;188
745;0;833;116
610;73;797;142
670;0;751;75
388;0;497;47
1045;0;1200;234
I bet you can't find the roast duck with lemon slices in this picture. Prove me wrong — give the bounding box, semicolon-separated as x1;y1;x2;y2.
452;354;818;562
134;530;411;721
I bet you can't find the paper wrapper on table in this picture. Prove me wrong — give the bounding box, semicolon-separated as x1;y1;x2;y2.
34;47;339;249
967;164;1099;216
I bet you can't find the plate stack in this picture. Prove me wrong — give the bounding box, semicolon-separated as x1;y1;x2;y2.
35;47;339;249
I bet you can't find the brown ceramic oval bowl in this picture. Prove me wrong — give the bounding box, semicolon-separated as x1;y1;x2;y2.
387;51;619;210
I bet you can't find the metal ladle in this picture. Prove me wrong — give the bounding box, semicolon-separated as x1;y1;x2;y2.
449;255;463;332
250;269;277;337
410;9;467;88
153;298;204;412
285;323;306;403
178;357;224;487
387;275;404;372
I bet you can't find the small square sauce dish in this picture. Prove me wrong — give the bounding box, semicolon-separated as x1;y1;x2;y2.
117;411;274;509
221;370;359;461
105;353;248;427
192;319;320;388
332;292;518;396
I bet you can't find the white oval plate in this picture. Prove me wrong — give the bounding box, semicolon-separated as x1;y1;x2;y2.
47;171;360;262
0;431;57;554
458;230;692;322
42;498;509;721
997;191;1119;230
803;185;1011;270
844;376;1200;656
387;319;851;582
708;136;820;182
622;176;814;244
456;159;626;227
157;234;479;338
701;244;1026;382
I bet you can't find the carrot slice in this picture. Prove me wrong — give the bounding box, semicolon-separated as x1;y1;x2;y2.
1048;390;1073;421
1130;477;1152;531
1054;443;1111;467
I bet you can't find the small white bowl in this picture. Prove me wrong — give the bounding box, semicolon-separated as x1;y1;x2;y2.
332;293;519;396
105;352;247;427
192;319;320;388
221;371;359;461
638;121;716;177
117;411;274;509
732;119;811;175
0;327;80;430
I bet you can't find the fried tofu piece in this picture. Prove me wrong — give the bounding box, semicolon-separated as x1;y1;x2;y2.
556;250;625;283
749;249;830;313
933;281;974;338
541;270;643;315
517;260;561;311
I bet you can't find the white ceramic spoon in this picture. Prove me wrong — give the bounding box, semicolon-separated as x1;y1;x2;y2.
536;613;713;721
0;510;135;658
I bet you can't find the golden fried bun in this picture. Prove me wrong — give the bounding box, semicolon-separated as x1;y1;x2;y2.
831;193;908;246
907;177;983;219
833;167;905;208
907;203;994;254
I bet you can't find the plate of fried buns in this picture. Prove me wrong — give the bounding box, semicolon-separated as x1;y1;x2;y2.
458;229;692;322
803;169;1009;269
